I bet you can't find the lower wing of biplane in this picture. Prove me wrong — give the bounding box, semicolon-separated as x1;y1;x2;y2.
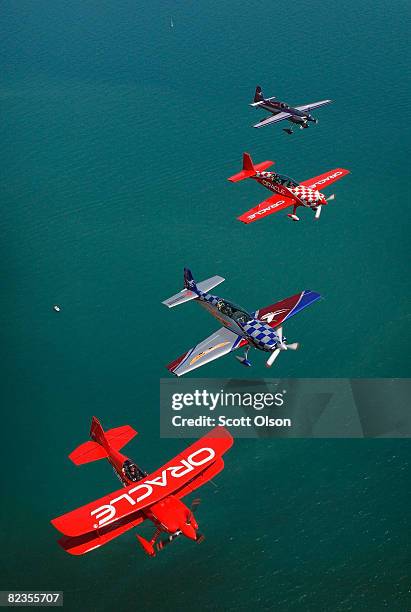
51;427;233;555
166;290;321;376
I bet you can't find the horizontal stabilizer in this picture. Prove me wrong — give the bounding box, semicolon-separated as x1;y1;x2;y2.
228;169;256;182
250;96;276;107
228;161;274;182
69;424;138;465
163;275;225;308
104;425;138;450
228;152;274;182
69;441;108;466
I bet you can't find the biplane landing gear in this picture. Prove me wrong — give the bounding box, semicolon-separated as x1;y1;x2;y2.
236;346;251;367
138;499;204;557
283;128;293;135
156;530;182;552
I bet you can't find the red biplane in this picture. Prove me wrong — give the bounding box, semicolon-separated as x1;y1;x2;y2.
51;417;233;557
229;152;350;223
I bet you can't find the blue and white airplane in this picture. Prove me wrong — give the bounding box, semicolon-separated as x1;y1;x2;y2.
163;268;321;376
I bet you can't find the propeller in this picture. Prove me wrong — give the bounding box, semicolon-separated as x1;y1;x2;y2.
185;498;201;527
266;327;299;368
315;194;335;220
156;531;181;551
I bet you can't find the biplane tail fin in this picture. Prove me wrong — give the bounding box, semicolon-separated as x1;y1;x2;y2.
69;417;138;466
228;152;274;182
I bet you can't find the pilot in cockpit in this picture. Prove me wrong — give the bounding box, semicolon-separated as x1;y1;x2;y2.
122;460;147;483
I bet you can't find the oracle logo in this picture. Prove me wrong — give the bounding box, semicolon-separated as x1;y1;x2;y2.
275;186;289;196
309;171;343;189
247;200;286;220
90;447;216;528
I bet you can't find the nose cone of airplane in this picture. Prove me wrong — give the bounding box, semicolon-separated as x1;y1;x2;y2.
180;522;197;541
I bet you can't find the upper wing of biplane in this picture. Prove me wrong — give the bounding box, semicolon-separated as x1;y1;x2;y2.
300;168;350;190
238;193;295;224
252;111;292;128
294;100;332;113
51;427;233;542
167;326;247;376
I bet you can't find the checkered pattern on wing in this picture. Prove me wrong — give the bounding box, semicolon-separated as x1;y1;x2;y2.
291;186;319;204
243;320;279;349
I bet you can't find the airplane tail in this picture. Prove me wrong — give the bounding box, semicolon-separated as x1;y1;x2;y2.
254;85;264;102
228;152;274;183
183;267;197;292
163;269;225;308
69;417;138;466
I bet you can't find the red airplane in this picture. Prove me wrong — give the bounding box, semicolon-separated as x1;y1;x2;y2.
229;152;350;223
51;417;233;557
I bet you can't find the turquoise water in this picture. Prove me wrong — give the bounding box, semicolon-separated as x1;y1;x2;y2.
1;1;410;610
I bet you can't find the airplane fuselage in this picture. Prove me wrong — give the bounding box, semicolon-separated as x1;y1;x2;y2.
195;290;282;353
260;100;315;124
253;171;327;209
103;448;197;540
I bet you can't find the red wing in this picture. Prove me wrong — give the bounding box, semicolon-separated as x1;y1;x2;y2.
57;515;145;556
176;458;225;500
300;168;350;190
254;290;322;328
238;194;295;224
51;427;233;538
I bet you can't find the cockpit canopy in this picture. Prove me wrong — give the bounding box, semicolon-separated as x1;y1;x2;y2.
123;460;146;483
216;298;253;324
274;174;299;188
